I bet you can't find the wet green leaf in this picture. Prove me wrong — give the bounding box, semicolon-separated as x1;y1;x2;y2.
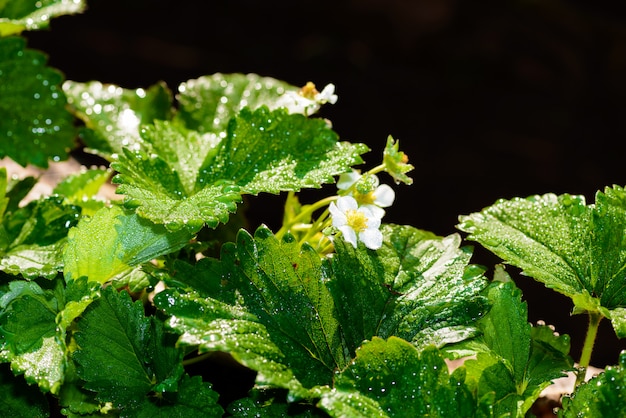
0;279;66;393
0;36;76;167
460;282;573;416
63;80;173;160
63;204;193;284
329;224;490;352
559;350;626;417
458;187;626;337
113;108;367;231
73;287;185;410
175;72;298;134
0;184;81;279
0;0;86;36
320;337;480;417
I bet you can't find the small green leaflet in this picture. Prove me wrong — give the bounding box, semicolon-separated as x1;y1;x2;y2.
113;108;368;231
0;168;81;279
155;224;490;403
459;281;573;417
559;350;626;417
63;80;173;160
319;337;482;418
63;204;193;284
0;36;76;167
0;0;86;36
457;187;626;337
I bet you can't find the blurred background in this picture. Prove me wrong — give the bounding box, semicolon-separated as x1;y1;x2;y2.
24;0;626;368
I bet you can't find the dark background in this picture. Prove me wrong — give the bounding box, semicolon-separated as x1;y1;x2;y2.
25;0;626;368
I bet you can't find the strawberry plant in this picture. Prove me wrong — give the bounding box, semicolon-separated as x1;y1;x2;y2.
1;1;625;416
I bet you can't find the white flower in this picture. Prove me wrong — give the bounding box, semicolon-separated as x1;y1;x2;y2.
329;196;383;250
337;171;395;218
274;82;337;115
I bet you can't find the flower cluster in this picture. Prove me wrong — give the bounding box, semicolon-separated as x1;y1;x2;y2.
275;82;338;115
329;171;395;250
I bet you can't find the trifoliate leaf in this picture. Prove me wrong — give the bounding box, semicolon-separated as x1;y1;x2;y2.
63;204;193;284
113;108;367;231
559;350;626;417
382;135;413;185
0;0;86;36
461;281;573;417
1;194;81;279
328;224;490;351
458;187;626;337
319;337;479;418
72;287;184;410
175;72;298;134
0;36;76;167
0;364;49;417
63;80;173;160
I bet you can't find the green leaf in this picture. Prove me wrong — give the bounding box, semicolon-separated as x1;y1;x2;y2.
382;135;414;185
0;36;76;167
124;374;224;417
0;279;66;393
155;227;344;393
175;72;298;134
0;364;49;417
63;204;193;284
0;0;86;36
157;225;490;404
52;166;111;210
113;108;367;230
1;194;81;279
559;350;626;417
461;281;573;416
319;337;480;417
72;287;184;409
63;80;173;160
328;224;490;351
458;187;626;336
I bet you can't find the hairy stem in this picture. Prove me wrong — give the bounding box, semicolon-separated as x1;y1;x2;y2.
575;312;603;387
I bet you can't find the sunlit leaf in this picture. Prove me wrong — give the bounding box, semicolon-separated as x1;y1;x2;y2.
458;187;626;337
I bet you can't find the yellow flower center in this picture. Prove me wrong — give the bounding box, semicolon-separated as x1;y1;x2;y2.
299;82;319;99
354;191;376;206
346;209;368;233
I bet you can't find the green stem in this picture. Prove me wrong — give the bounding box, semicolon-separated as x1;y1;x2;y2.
575;311;603;387
276;195;338;239
182;351;213;367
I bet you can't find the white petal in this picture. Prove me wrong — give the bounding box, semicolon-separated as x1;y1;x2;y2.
337;170;360;190
373;184;395;207
329;202;347;227
317;84;338;104
339;225;358;248
363;204;385;219
336;196;358;212
359;228;383;250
